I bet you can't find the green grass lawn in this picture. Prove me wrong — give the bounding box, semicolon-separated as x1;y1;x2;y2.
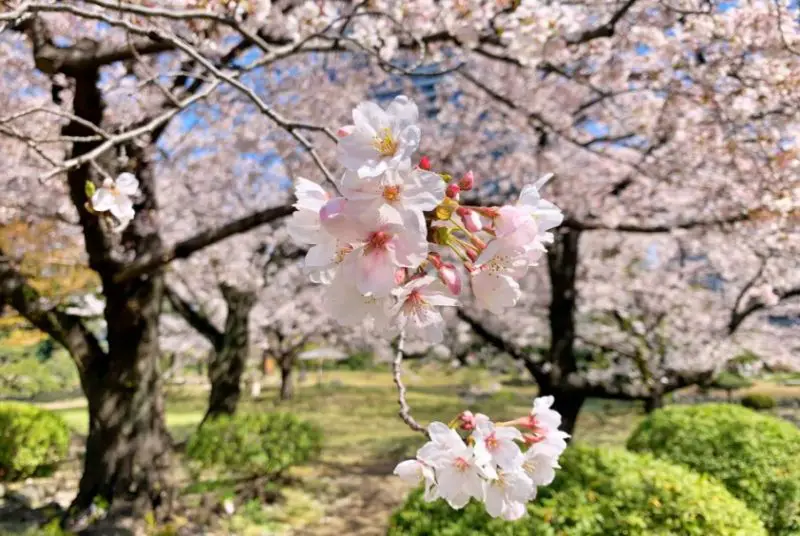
45;366;646;464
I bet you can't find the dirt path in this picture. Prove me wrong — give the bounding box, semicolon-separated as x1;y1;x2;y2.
292;462;409;536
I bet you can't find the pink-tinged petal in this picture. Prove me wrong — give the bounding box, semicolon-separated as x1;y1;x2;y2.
115;173;139;195
502;500;527;521
406;306;446;343
483;485;505;518
286;209;322;244
293;177;329;211
355;248;397;296
472;272;521;313
393;460;422;485
495;427;523;442
319;197;363;242
392;224;428;267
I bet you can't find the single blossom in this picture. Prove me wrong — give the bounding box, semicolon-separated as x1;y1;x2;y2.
90;173;139;230
391;276;459;343
483;469;535;520
393;458;439;502
320;199;428;296
337;95;421;178
522;442;562;489
474;414;525;471
431;432;495;509
340;167;444;226
287;180;349;285
322;268;391;328
470;238;529;313
494;175;563;249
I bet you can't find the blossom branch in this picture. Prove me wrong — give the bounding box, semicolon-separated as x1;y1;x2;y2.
392;331;427;435
113;204;295;283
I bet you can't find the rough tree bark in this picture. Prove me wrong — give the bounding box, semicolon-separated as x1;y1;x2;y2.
58;59;173;525
204;284;256;421
279;361;295;401
540;227;585;434
165;282;256;420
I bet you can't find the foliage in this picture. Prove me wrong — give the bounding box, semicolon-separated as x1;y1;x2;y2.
0;345;80;398
709;371;754;392
0;403;70;481
388;444;766;536
627;404;800;534
740;393;778;410
186;412;322;478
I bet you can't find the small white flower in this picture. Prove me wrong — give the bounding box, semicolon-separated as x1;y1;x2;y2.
287;178;344;284
90;173;139;231
341;167;444;226
390;276;459;343
470;239;529;313
337;95;421;178
319;199;428;297
473;415;524;471
433;434;494;509
522;442;561;489
483;469;534;520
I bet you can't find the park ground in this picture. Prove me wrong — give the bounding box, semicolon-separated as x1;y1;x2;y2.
4;364;800;535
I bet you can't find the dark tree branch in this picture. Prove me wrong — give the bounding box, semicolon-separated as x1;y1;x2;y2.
456;308;548;386
0;250;104;369
568;0;639;44
564;212;750;233
163;285;223;348
728;285;800;334
114;204;295;283
13;15;173;75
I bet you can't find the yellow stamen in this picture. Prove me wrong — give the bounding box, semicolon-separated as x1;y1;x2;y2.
372;128;398;157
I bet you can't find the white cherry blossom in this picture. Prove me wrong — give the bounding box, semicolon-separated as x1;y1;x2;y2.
390;275;459;343
337;95;421;178
90;172;139;231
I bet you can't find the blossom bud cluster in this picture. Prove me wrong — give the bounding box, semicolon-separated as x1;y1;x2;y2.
394;396;569;519
287;95;564;343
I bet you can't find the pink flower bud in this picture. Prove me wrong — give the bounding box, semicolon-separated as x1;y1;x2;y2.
437;262;462;295
458;410;476;431
395;268;408;285
522;433;545;445
458;170;474;191
337;126;353;138
427;252;443;269
446;183;460;199
457;207;482;232
418;156;431;170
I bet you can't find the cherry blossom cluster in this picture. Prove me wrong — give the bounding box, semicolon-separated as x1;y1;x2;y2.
394;396;569;520
287;95;563;343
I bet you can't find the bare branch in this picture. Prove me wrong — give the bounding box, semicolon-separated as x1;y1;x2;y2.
392;331;427;435
114;204;295;283
0;249;104;369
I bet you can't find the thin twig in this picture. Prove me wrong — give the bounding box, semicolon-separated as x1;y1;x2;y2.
392;331;427;435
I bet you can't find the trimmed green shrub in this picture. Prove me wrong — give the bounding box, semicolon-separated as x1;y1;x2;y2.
709;371;753;396
186;412;321;478
388;444;766;536
0;403;70;481
740;393;777;410
627;404;800;534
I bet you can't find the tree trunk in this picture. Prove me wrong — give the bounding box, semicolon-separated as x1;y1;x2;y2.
279;364;294;401
204;284;256;421
61;68;172;528
644;392;664;413
68;277;172;527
